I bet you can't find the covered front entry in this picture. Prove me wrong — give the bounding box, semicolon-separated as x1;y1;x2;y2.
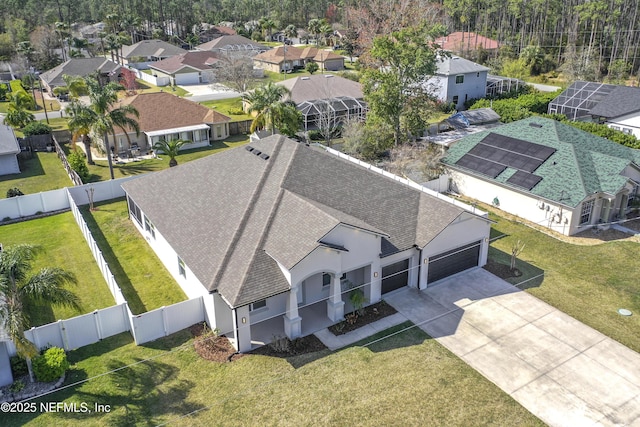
381;259;409;294
427;240;481;283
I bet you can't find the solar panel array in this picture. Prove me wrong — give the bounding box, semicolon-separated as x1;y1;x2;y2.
455;132;556;190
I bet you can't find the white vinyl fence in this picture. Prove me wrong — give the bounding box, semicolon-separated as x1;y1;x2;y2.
129;298;205;345
0;189;69;220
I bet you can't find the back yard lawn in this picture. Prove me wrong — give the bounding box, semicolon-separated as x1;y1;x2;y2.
80;136;249;182
79;198;186;314
200;97;253;121
0;212;114;326
487;210;640;353
5;323;542;426
0;152;73;198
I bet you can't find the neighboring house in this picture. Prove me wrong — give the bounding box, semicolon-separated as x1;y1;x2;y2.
443;117;640;236
253;46;345;73
121;135;491;352
435;32;500;55
276;74;367;131
0;125;21;176
426;56;490;110
104;92;230;154
196;23;237;43
39;57;121;93
120;40;187;68
548;81;640;139
148;51;220;86
195;35;268;56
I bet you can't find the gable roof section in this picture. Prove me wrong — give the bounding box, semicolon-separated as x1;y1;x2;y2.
113;92;230;133
549;81;640;119
149;51;220;74
588;85;640;118
254;46;344;65
40;57;120;87
436;56;489;75
277;74;363;104
121;39;186;59
443;117;640;207
122;136;467;307
196;35;267;52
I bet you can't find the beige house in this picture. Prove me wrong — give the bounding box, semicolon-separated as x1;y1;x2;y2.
253;46;344;73
148;51;221;86
104;92;230;156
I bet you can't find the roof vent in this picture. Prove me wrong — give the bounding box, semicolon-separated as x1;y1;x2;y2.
252;149;262;156
259;153;270;160
529;122;543;128
245;146;254;152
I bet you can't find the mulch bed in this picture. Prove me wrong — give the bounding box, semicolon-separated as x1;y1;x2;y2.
483;260;522;280
190;323;243;363
328;300;397;336
249;334;328;358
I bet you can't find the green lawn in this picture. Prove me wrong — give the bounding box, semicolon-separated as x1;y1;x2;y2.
200;97;253;121
487;211;640;353
135;79;190;97
82;136;249;182
6;323;542;426
0;212;114;326
79;198;186;314
0;152;73;197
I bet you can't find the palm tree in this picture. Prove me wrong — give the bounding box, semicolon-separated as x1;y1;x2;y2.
62;74;89;99
3;92;36;128
65;77;140;178
0;244;79;381
242;82;294;134
284;24;297;40
66;100;96;164
152;138;190;167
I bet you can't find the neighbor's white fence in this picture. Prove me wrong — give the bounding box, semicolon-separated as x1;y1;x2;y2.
23;304;130;352
322;146;487;217
129;298;205;345
0;189;68;220
130;66;170;87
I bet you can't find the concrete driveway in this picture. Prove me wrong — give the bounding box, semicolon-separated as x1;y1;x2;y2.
177;83;241;102
385;268;640;427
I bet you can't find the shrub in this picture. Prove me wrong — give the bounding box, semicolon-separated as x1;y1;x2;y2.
67;149;89;182
269;335;290;353
22;121;52;137
9;379;25;393
6;187;24;198
226;107;245;115
32;347;69;383
10;355;28;377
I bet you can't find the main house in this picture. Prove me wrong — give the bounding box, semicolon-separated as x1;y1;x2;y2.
0;124;21;176
253;46;345;73
39;57;121;94
548;81;640;139
426;56;490;110
443;117;640;236
104;92;230;155
121;136;491;352
276;74;367;131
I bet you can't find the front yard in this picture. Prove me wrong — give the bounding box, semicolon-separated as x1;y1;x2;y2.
79;198;186;315
487;210;640;353
4;323;542;426
0;212;114;326
0;152;73;198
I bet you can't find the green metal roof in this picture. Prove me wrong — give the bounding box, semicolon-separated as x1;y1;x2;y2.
443;117;640;207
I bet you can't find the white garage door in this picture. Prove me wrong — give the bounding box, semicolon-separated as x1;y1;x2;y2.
175;72;200;85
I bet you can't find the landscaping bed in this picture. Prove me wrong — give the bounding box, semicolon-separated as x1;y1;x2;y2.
483;259;522;280
190;323;243;363
329;300;397;336
249;334;327;358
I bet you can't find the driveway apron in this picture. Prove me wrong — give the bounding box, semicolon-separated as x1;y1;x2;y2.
385;268;640;427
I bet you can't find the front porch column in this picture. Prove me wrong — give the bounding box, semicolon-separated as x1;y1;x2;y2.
369;259;382;303
284;285;302;339
234;306;252;352
327;274;345;322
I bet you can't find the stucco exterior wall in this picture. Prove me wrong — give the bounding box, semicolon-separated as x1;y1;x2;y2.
0;153;20;175
606;112;640;139
449;170;578;235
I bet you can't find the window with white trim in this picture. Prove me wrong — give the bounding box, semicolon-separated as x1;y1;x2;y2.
127;196;142;226
455;75;464;84
249;299;267;311
580;199;594;224
322;273;331;288
178;257;186;278
144;216;156;239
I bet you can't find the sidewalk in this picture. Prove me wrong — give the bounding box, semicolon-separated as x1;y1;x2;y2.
314;313;407;351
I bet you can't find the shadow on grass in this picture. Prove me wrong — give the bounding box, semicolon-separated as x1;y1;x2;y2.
24;298;57;328
485;246;545;290
78;206;147;314
349;321;430;353
0;153;45;184
140;329;194;351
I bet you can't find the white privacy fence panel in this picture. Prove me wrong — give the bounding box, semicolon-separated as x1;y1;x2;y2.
67;177;138;205
0;189;69;220
21;305;131;353
131;298;205;345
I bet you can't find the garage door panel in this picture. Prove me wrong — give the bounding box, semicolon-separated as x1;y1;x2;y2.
381;259;409;294
428;241;480;283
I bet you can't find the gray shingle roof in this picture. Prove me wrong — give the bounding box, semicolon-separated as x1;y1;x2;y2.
39;57;120;88
122;136;466;308
588;85;640;118
436;55;489;75
0;125;20;155
277;74;363;104
121;39;186;59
